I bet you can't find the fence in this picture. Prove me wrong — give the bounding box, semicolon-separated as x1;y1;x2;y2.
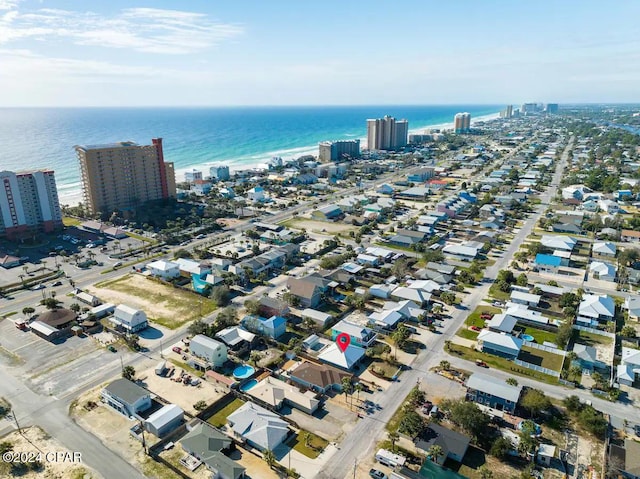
522;340;566;357
558;378;576;388
513;359;561;378
572;324;615;339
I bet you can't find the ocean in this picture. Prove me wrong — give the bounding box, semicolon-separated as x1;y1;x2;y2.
0;105;501;204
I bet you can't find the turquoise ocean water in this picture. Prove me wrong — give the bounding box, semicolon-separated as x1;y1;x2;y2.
0;105;500;203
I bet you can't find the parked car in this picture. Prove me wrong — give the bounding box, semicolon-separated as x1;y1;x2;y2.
470;326;481;331
369;470;387;479
52;281;63;287
475;359;489;368
107;345;117;353
113;261;123;268
31;284;45;290
172;346;182;354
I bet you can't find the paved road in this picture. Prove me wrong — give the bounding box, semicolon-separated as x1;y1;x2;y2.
317;137;569;479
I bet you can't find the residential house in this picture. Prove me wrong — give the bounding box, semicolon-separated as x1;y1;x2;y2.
356;254;380;266
288;361;352;394
190;335;228;368
576;294;615;327
258;297;289;318
369;284;394;299
227;402;289;452
552;223;582;234
175;258;211;278
146;259;180;279
101;378;151;418
608;439;640;479
509;291;541;307
368;309;403;329
572;344;602;371
503;305;550;328
145;404;184;437
331;320;377;347
0;254;20;269
621;230;640;243
477;330;523;359
241;315;287;339
389;229;426;248
301;308;332;328
247;186;266;202
540;235;577;251
534;254;562;273
589;261;616;282
111;304;148;333
246;376;320;414
618;348;640;387
318;342;366;370
415;424;470;465
625;296;640;322
442;242;481;261
75;291;101;307
592;242;617;257
181;422;245;479
215;326;256;354
465;373;523;413
311;204;342;221
487;314;517;334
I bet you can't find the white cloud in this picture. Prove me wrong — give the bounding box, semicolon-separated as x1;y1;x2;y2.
0;0;20;11
0;5;243;54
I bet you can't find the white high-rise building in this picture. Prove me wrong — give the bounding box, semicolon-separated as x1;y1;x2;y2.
366;116;409;150
209;165;230;181
0;170;63;240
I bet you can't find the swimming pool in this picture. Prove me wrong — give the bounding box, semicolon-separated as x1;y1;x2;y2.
239;379;258;392
233;365;256;380
521;334;535;342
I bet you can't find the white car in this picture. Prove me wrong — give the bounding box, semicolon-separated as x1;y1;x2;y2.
31;284;46;290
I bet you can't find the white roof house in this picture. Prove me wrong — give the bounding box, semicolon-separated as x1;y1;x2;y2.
540;235;577;251
592;242;616;257
301;308;332;327
190;334;228;368
227;402;289;452
383;300;424;320
390;286;431;305
504;305;550;325
589;261;616;282
318;343;365;370
622;347;640;368
487;314;517;333
246;377;319;414
406;279;441;293
144;404;184;437
369;284;394;299
112;304;148;333
625;296;640;321
368;310;403;329
215;326;256;347
509;291;541;306
147;259;180;279
466;373;523;404
477;330;523;358
577;294;615;326
175;258;210;276
442;243;480;259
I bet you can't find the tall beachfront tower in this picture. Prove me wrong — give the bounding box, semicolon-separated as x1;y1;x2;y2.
454;112;471;133
75;138;176;216
366;116;409;151
318;139;361;162
0;169;63;240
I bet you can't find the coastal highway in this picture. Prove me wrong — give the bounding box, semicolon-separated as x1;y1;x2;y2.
317;136;575;479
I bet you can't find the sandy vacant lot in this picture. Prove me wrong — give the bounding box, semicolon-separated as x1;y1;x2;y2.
88;274;216;329
282;217;357;235
137;365;225;415
0;426;101;479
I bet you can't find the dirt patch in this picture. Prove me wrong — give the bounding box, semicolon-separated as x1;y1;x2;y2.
282;218;357;235
0;426;101;479
88;274;216;329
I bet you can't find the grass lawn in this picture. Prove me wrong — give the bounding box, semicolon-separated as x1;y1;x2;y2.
286;430;329;459
62;216;82;226
206;398;245;428
447;344;559;385
578;330;613;346
457;328;479;340
464;306;502;328
125;231;154;243
488;284;510;301
167;358;200;376
517;326;558;345
370;360;401;380
518;346;564;371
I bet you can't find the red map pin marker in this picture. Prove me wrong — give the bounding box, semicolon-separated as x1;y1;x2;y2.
336;333;351;353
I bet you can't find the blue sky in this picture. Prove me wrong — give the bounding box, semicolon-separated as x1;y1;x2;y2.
0;0;638;106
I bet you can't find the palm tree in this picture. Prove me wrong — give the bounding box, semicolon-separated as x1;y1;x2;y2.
439;360;450;371
566;351;578;362
341;377;352;409
506;378;518;386
262;449;275;468
18;274;25;285
304;432;311;448
387;431;399;452
429;444;444;464
354;383;363;406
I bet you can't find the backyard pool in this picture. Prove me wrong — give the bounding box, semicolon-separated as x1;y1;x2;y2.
239;379;258;392
521;334;535;342
233;365;256;380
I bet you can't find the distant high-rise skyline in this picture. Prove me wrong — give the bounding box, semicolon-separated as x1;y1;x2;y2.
318;140;360;162
0;169;62;239
76;138;176;216
454;112;471;133
366;116;408;151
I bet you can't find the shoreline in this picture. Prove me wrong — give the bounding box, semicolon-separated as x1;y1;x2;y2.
58;110;501;206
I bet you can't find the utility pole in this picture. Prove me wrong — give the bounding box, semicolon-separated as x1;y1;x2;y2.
160;338;164;359
353;459;357;479
7;413;22;435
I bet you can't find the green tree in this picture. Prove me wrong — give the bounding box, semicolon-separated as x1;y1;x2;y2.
249;351;262;367
341;377;352;407
521;389;551;418
407;387;426;407
506;378;518;386
21;307;35;318
440;291;457;305
556;321;575;348
244;299;260;315
40;297;61;310
516;273;528;287
69;303;81;313
387;430;399;452
429;444;444;463
262;449;276;468
478;465;493;479
193;400;207;411
398;410;426;438
210;285;231;306
391;323;411;351
439;360;450;371
490;436;513;460
621;325;637;338
122;365;136;381
440;399;490;440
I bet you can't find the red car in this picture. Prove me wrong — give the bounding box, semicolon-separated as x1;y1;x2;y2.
470;326;481;331
172;346;182;354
